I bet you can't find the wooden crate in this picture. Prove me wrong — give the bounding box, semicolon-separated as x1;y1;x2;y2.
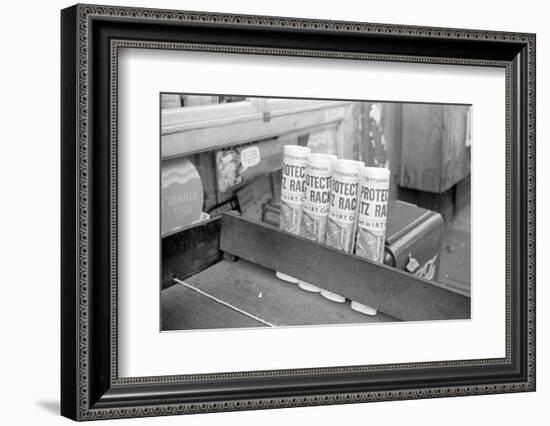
399;104;470;194
220;212;470;321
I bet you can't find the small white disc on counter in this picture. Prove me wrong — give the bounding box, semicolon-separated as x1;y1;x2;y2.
350;301;378;316
298;281;321;293
275;271;298;284
320;290;345;303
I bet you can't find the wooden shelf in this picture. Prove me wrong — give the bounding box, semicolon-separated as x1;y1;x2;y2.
220;212;470;321
162;259;395;330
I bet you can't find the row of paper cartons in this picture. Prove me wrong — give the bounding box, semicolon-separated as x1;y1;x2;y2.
277;145;390;313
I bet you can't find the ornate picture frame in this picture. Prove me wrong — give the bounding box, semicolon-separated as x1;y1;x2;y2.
61;4;535;420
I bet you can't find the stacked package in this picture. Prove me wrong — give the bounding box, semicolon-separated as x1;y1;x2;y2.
321;159;365;302
296;153;337;293
351;166;390;315
276;145;311;283
277;145;391;314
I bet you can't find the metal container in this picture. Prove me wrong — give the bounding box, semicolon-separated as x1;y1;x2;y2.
383;200;443;281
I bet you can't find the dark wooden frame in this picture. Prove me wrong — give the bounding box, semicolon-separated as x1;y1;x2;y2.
61;3;536;421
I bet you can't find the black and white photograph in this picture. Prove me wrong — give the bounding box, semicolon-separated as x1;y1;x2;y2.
54;2;537;421
160;94;472;331
1;0;546;422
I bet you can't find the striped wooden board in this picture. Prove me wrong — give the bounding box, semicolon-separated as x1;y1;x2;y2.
162;259;395;330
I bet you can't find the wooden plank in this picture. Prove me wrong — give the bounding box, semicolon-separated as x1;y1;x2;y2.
162;100;259;128
161;217;222;289
220;212;470;321
182;259;395;327
399;104;470;193
400;104;443;192
441;106;470;191
161;283;265;330
162;104;350;158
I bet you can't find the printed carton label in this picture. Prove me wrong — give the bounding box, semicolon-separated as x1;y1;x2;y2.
355;173;390;262
326;168;360;252
280;151;308;234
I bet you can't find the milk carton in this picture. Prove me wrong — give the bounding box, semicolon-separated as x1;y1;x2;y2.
321;159;364;302
352;167;390;314
276;145;310;283
297;153;337;292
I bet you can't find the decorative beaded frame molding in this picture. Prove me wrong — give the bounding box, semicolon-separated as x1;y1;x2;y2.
62;3;536;421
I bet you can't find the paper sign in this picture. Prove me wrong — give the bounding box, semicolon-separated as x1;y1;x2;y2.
240;146;261;171
161;158;204;235
355;167;390;262
216;139;282;195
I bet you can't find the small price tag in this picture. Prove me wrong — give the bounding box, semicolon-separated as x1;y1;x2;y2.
240;146;261;171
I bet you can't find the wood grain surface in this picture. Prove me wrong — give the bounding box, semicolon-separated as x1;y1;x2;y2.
399;104;470;193
162;259;395;330
220;212;470;321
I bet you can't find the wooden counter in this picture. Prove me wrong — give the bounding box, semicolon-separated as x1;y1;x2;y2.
162;259;396;330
